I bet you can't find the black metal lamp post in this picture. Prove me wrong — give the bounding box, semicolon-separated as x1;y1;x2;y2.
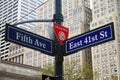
53;0;64;80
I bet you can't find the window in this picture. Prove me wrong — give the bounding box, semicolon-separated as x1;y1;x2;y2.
106;64;108;68
110;62;114;66
102;64;105;68
111;67;117;73
114;56;116;60
110;57;113;60
114;62;117;66
103;76;107;80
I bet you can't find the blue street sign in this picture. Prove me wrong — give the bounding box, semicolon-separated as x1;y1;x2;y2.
5;24;54;56
65;22;115;56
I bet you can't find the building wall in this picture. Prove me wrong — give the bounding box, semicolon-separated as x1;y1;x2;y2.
0;60;41;80
0;0;45;64
62;1;92;79
91;0;120;80
1;0;92;75
36;0;92;75
36;0;55;68
0;0;18;60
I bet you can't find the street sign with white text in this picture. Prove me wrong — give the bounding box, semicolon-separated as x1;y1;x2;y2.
64;22;115;56
5;24;54;56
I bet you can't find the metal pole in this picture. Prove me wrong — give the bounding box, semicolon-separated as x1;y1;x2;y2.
13;19;53;25
53;0;64;80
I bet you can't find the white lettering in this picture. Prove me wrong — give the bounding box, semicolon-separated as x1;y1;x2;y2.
16;32;33;44
34;39;46;49
69;40;82;49
16;32;21;40
92;35;98;42
84;35;98;44
69;42;74;49
100;31;108;39
45;77;51;80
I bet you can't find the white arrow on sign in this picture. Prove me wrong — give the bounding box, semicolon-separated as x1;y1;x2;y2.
45;77;51;80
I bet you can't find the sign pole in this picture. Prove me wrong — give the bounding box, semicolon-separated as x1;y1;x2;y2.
53;0;64;80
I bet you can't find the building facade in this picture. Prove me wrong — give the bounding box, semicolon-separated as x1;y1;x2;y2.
0;0;45;61
0;0;18;60
62;0;92;79
5;0;53;67
36;0;55;68
0;0;92;79
0;60;41;80
91;0;120;80
36;0;92;78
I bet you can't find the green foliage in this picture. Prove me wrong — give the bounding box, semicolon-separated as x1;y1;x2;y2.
64;61;93;80
41;64;54;76
111;76;118;80
40;62;93;80
64;61;80;80
81;64;93;80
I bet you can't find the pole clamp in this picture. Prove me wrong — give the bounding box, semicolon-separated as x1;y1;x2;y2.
53;14;63;22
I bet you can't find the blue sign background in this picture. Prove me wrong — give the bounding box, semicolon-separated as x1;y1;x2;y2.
6;24;54;56
65;22;115;55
